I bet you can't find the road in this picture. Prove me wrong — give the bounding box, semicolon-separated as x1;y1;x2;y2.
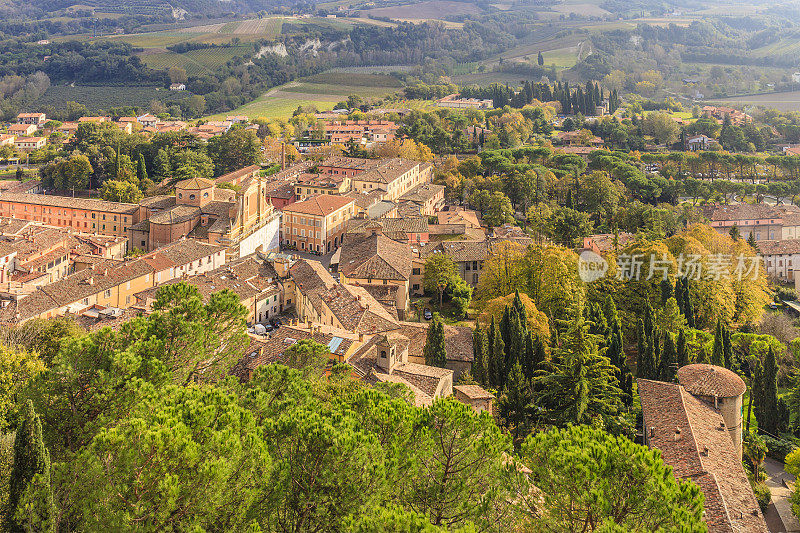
765;457;800;532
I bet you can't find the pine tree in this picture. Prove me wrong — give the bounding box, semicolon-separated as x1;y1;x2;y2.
424;315;447;368
660;332;677;382
6;400;53;533
677;329;689;368
711;319;724;366
472;323;487;385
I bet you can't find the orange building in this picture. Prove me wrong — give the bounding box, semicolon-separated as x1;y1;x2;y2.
0;193;139;238
281;195;355;254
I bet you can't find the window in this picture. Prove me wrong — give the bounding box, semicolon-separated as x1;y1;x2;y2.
114;215;117;221
412;283;420;291
412;268;420;275
190;194;196;200
204;192;209;198
104;289;111;298
179;193;183;199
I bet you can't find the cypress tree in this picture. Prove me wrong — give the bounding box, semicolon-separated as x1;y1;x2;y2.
490;321;506;390
762;347;779;434
675;278;685;315
487;317;497;387
660;278;674;304
6;400;53;533
684;279;696;328
677;329;689;368
497;361;534;444
636;318;649;378
751;361;764;431
711;319;724;367
747;231;758;252
472;323;487;385
424;315;447;368
661;332;677;382
722;323;733;370
507;312;526;385
136;153;148;185
696;345;709;363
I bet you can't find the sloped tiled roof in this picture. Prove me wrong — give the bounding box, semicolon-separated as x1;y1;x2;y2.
638;378;767;533
339;233;412;281
281;195;354;216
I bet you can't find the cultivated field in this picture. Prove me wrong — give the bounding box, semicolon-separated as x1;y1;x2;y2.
364;0;484;19
710;91;800;112
36;85;185;111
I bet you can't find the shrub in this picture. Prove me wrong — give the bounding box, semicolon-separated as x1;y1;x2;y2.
752;481;772;512
763;434;796;461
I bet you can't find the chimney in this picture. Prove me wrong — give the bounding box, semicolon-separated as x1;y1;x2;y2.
88;276;94;285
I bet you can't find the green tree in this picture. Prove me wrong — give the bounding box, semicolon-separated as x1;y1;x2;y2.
537;51;544;66
711;319;725;367
729;224;741;241
546;206;594;246
282;339;330;378
497;361;535;445
483;191;514;228
534;316;622;426
677;329;689;368
423;253;458;310
0;345;45;431
53;386;269;532
133;282;250;385
6;400;53;533
405;398;513;529
520;425;706;532
136;153;148;185
207;127;262;176
760;347;780;435
472;323;487;385
264;404;386;532
660;332;677;382
424;315;448;368
99;179;143;203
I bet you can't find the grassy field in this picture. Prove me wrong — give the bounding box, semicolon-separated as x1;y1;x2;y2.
206;71;403;120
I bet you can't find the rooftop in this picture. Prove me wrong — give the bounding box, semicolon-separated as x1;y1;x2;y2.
677;364;746;398
282;194;354;216
638;378;766;533
339;233;412;281
0;192;138;214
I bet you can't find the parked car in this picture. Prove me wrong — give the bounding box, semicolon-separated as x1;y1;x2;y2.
423;308;433;320
264;324;274;332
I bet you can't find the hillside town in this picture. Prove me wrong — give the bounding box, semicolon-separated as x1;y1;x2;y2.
4;88;800;532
